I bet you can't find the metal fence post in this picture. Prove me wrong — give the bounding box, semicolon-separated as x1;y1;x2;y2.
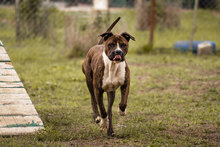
15;0;20;41
43;0;50;38
149;0;155;48
190;0;199;50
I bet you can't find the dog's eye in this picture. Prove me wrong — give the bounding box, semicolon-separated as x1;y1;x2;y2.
108;43;115;48
120;43;127;48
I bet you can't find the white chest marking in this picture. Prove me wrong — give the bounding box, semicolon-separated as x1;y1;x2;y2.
102;51;126;92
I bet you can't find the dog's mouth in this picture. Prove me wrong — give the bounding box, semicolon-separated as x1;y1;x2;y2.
108;52;125;63
113;55;122;61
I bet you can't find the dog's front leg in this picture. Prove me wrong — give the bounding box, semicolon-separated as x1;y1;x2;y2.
94;88;107;131
119;69;130;116
107;91;115;136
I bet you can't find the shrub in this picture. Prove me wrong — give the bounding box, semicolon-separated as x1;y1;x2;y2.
136;0;180;30
17;0;50;39
64;12;106;58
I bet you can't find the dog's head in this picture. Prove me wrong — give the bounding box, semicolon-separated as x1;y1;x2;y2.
100;32;135;63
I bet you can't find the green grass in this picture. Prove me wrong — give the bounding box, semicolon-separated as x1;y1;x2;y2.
0;6;220;146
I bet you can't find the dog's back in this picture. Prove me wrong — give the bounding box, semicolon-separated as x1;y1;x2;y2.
82;45;104;75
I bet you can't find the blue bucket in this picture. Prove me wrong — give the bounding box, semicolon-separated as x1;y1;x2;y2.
174;41;216;54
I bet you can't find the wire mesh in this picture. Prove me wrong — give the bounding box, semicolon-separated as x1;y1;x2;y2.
0;0;219;54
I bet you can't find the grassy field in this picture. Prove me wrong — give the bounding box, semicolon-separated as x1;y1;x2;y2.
1;42;219;146
0;6;220;146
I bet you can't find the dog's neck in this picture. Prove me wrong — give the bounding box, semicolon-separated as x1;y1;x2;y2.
102;50;126;92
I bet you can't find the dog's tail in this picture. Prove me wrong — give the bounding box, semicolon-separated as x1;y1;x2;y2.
98;17;121;45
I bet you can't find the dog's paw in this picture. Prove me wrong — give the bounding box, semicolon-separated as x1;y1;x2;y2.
118;107;126;116
107;129;115;137
100;117;108;132
95;116;101;123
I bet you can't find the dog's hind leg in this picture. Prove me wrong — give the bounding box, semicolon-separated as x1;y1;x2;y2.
84;68;101;123
94;88;108;131
87;80;101;123
107;91;115;136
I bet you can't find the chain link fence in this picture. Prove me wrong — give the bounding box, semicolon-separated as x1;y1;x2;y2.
0;0;219;55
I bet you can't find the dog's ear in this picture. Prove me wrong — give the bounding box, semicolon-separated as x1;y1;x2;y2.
99;32;113;41
121;32;135;42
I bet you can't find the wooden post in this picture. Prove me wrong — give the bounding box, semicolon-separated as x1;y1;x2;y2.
190;0;199;50
149;0;155;48
43;0;50;38
106;0;110;26
15;0;20;41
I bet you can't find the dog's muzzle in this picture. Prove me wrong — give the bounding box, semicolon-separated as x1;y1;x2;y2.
109;50;125;62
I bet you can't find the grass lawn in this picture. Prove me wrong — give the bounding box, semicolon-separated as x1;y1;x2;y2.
0;41;219;146
0;6;220;146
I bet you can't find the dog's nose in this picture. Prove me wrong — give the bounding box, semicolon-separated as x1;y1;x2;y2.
115;50;122;54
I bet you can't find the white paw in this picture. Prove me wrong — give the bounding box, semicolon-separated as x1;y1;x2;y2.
95;116;101;123
118;107;126;116
100;117;108;132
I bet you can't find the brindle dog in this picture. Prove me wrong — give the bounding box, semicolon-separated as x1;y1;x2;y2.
82;18;135;136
